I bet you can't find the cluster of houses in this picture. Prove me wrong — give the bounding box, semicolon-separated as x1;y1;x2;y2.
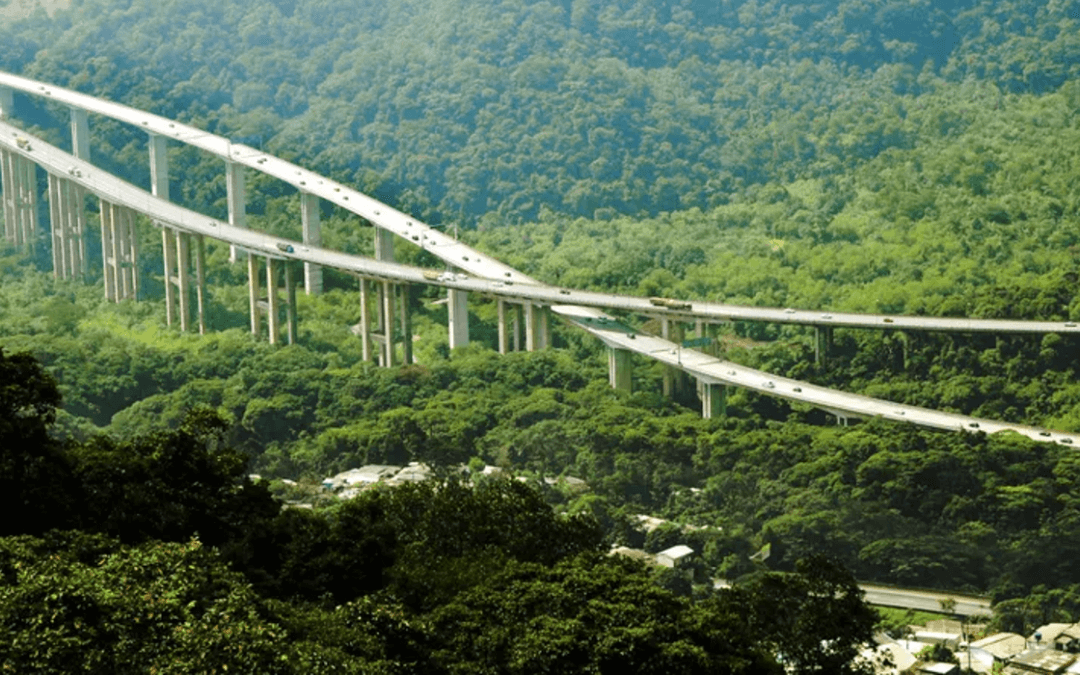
870;620;1080;674
320;463;588;500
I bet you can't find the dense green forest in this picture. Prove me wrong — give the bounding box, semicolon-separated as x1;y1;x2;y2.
2;347;879;673
3;0;1080;665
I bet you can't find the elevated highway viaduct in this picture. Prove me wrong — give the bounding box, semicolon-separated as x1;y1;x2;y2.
1;72;1078;447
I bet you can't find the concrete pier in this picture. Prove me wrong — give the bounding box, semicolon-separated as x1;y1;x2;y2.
99;200;140;301
497;299;509;354
608;347;632;392
300;191;322;295
0;149;38;251
248;252;260;335
380;279;394;366
227;160;246;262
448;288;469;349
266;257;280;345
815;325;833;366
399;283;413;364
701;382;727;419
70;108;90;161
359;277;373;362
46;175;88;280
524;303;551;351
256;256;297;345
0;87;12;119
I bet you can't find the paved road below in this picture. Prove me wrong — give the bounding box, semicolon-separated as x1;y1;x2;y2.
861;584;992;617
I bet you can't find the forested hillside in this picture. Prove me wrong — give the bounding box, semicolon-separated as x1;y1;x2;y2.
2;0;1080;655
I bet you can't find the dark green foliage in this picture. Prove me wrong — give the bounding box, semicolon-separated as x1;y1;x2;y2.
0;348;78;535
715;556;879;675
68;407;280;546
427;553;784;675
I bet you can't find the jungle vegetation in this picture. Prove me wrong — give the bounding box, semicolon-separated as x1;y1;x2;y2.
1;0;1080;665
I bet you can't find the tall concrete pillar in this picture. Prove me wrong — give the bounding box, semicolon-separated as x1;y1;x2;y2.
99;202;138;302
176;231;191;331
47;174;62;276
227;161;246;262
374;226;394;262
48;175;85;279
524;303;549;352
248;253;261;335
359;278;373;362
815;325;833;366
0;87;12;119
608;347;632;392
70;108;90;161
162;224;177;325
497;299;509;354
381;280;395;366
513;304;523;352
300;191;322;294
1;149;14;245
661;318;674;397
448;289;469;349
399;284;413;364
285;262;297;345
119;207;134;299
538;306;551;349
266;257;280;345
4;153;39;251
374;229;396;365
701;382;727;419
194;234;206;334
100;201;116;300
524;303;538;351
149;134;169;198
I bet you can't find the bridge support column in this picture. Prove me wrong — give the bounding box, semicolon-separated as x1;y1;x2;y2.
1;150;39;251
815;326;833;366
0;87;12;119
497;300;524;354
149;133;169;199
70;108;90;161
176;231;191;331
663;320;687;397
194;234;206;334
375;227;394;262
47;175;87;279
539;306;551;349
373;229;397;364
448;289;469;349
701;382;727;419
608;347;632;393
226;160;246;263
100;201;139;302
358;278;373;362
497;299;509;354
524;303;550;351
524;303;538;351
162;227;198;327
284;261;297;345
513;304;523;351
380;280;395;366
266;257;281;345
661;318;675;397
47;174;63;275
300;191;322;295
399;283;413;364
248;251;261;336
0;149;13;244
162;226;177;325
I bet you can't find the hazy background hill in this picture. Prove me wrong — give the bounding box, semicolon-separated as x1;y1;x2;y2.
4;0;1078;224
